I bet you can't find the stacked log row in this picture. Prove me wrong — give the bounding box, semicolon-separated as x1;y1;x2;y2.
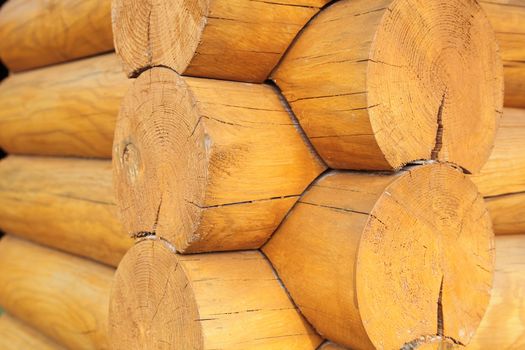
0;236;113;350
0;0;132;346
107;0;505;349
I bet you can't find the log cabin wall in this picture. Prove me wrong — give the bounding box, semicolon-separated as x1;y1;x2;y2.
0;0;523;350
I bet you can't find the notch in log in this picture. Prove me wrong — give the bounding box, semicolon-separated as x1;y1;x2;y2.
108;238;322;349
263;163;495;350
272;0;504;173
112;67;326;253
111;0;330;82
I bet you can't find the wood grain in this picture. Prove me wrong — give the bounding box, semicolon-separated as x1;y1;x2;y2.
263;164;494;350
468;234;525;349
0;156;131;266
272;0;503;173
113;68;326;253
0;54;129;158
109;238;322;349
0;236;113;350
111;0;329;81
472;108;525;197
0;0;113;72
480;0;525;107
0;314;64;350
486;193;525;235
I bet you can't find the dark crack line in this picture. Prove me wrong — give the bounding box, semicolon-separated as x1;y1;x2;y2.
431;91;446;160
437;275;444;336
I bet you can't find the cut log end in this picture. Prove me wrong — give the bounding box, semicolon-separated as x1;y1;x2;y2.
263;163;494;349
113;68;206;251
111;0;209;77
273;0;503;172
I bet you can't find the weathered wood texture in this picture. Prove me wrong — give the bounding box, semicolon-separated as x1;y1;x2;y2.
486;193;525;235
263;164;494;350
272;0;503;172
113;68;325;253
0;156;131;266
109;238;322;349
0;236;113;350
472;108;525;197
0;0;113;72
111;0;329;81
480;0;525;107
0;54;129;158
469;234;525;349
0;314;64;350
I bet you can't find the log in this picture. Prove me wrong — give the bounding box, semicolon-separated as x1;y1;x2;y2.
468;234;525;349
318;342;347;350
272;0;503;172
471;108;525;197
263;163;495;350
0;314;64;350
480;0;525;107
0;236;113;350
0;0;113;72
113;68;326;253
0;156;131;266
485;193;525;235
111;0;329;81
109;237;322;349
0;54;129;158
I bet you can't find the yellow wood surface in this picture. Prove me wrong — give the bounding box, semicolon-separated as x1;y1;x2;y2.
0;156;132;266
0;236;114;350
113;68;326;253
469;234;525;349
0;54;129;158
481;0;525;107
264;164;494;350
109;238;322;349
273;0;503;173
111;0;329;81
0;0;113;72
0;314;64;350
486;193;525;235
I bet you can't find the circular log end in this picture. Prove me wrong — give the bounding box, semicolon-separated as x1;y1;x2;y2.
109;238;203;349
368;0;503;172
111;0;209;77
113;68;206;251
357;163;494;349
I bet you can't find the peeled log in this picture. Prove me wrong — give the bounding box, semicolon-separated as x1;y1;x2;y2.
0;156;131;266
471;108;525;197
480;0;525;107
0;0;113;72
263;163;494;350
485;193;525;235
468;234;525;349
0;314;64;350
109;238;322;349
113;68;325;253
0;54;129;158
272;0;503;172
111;0;329;81
0;236;113;350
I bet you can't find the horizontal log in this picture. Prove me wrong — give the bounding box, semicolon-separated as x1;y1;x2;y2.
113;68;325;253
263;163;494;349
468;234;525;349
471;108;525;197
486;193;525;235
0;236;113;350
109;238;322;349
0;314;64;350
0;156;132;266
480;0;525;107
0;54;129;158
272;0;503;172
112;0;329;81
0;0;113;72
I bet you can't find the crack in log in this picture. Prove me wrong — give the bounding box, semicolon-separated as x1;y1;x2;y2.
431;91;446;160
437;275;444;336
